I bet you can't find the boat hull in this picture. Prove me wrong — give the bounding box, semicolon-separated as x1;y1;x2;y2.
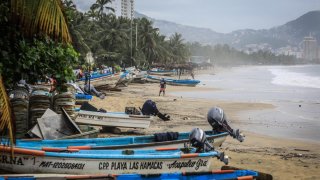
75;110;152;129
148;71;175;76
77;74;120;88
0;147;216;175
146;76;200;87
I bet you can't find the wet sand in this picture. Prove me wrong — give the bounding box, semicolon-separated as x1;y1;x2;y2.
89;81;320;179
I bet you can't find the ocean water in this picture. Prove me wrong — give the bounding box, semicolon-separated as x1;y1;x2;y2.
171;65;320;142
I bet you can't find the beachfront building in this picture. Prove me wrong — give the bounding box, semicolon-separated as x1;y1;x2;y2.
302;36;318;61
109;0;134;19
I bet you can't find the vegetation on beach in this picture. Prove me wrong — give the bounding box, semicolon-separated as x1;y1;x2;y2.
0;0;299;87
0;0;78;88
67;1;189;68
189;42;300;66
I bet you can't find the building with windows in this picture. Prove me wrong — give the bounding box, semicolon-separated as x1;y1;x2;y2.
302;36;318;60
109;0;134;19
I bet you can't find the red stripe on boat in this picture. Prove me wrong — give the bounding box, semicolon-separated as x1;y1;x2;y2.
181;153;199;158
0;146;45;156
156;147;178;151
212;170;235;174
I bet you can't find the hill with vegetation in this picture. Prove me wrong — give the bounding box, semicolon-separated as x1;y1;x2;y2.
144;10;320;49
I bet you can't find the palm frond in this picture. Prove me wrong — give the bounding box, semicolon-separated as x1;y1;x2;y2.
0;75;15;148
10;0;71;43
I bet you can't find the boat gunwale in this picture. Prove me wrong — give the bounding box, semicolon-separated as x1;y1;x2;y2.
11;132;228;150
0;146;219;159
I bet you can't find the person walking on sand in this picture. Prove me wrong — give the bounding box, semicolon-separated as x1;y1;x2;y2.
159;78;166;96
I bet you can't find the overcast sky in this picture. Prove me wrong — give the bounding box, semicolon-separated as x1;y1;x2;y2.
74;0;320;33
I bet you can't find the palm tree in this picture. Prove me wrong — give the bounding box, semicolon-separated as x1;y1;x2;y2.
168;33;189;64
10;0;72;43
86;6;99;21
138;18;159;65
91;0;114;21
95;14;130;64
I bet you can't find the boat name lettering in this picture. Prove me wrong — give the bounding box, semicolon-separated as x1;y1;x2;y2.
79;114;103;120
39;161;85;170
167;159;208;170
0;155;24;166
99;161;163;170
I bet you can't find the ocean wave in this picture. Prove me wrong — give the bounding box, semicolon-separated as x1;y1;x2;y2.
269;68;320;89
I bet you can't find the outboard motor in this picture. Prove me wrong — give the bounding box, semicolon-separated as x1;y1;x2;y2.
207;107;244;142
189;128;213;153
141;100;170;121
188;128;229;165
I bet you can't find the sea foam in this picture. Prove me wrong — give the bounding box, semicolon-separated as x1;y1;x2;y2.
269;67;320;89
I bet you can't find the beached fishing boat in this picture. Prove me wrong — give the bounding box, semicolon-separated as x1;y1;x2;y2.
0;170;258;179
9;131;228;150
76;72;121;88
75;110;153;129
148;69;176;76
116;170;258;180
146;75;200;87
116;71;133;87
0;146;225;174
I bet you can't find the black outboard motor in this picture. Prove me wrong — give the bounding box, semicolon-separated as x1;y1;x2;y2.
141;100;170;121
189;128;213;153
207;107;244;142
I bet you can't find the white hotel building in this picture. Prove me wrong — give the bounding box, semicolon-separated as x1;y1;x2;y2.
109;0;134;19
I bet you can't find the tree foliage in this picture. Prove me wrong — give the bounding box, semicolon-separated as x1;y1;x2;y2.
0;0;78;87
187;42;299;66
10;0;72;43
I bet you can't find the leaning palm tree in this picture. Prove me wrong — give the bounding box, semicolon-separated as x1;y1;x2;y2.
0;75;15;147
10;0;72;42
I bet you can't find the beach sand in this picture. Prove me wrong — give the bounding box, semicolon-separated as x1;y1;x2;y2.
90;82;320;179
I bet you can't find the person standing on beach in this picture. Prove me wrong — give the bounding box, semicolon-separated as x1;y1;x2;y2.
159;78;166;96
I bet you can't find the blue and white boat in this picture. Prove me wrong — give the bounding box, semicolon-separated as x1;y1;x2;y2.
76;72;121;88
6;131;228;150
116;71;134;87
0;170;258;179
146;75;200;87
116;170;258;180
0;146;225;174
148;69;176;76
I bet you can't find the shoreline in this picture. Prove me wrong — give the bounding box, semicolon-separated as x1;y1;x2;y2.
89;72;319;179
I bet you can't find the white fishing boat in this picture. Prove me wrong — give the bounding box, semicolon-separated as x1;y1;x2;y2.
75;110;153;129
77;73;121;89
148;69;176;76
